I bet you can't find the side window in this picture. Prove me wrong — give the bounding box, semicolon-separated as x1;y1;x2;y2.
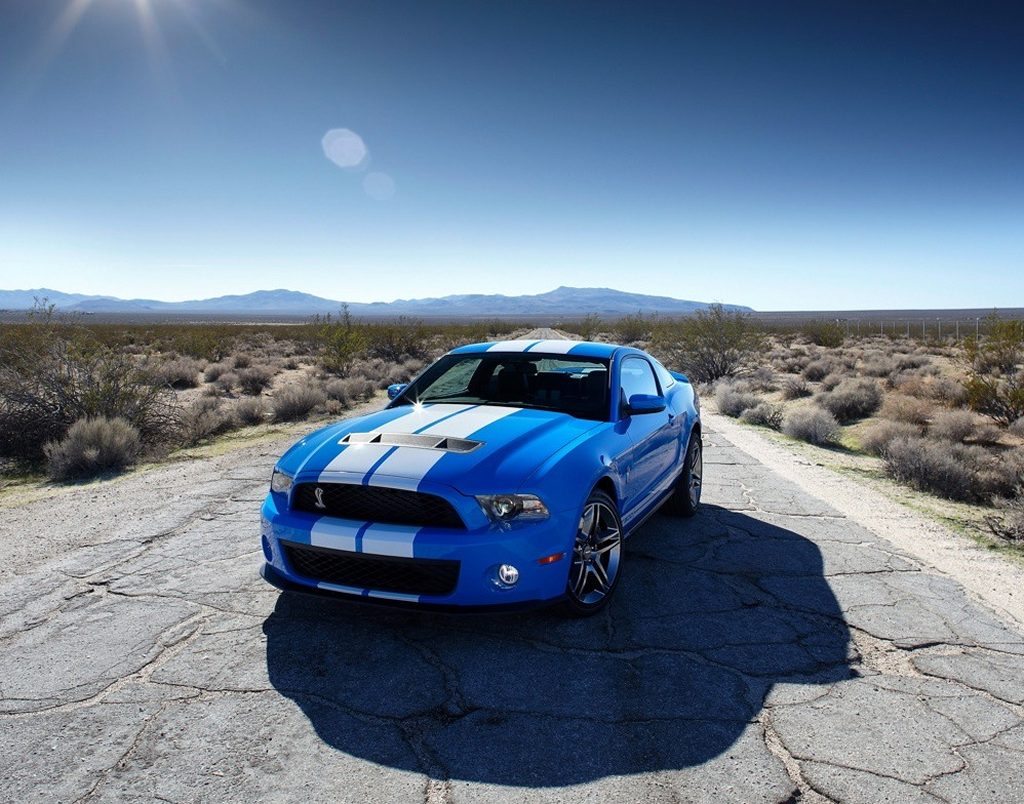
651;358;675;390
619;357;659;403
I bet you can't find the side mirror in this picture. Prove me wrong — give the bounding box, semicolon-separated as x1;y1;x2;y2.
625;393;666;415
387;383;408;401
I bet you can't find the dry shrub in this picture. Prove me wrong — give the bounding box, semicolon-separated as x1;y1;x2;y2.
0;339;176;464
233;397;267;427
820;373;844;391
802;358;836;382
860;353;896;378
818;378;882;423
896;354;931;371
783;408;840;445
781;377;812;400
880;394;934;426
745;366;777;392
232;353;253;369
238;366;274;396
930;377;969;407
1010;418;1024;438
215;372;239;393
972;424;1004;445
928;410;976;443
740;402;784;430
272;386;326;422
652;304;763;383
203;362;231;382
884;438;1023;503
985;498;1024;544
181;398;235;444
147;355;204;389
861;420;920;456
715;382;761;418
45;416;142;480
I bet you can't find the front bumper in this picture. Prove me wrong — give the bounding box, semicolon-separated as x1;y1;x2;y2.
260;491;576;607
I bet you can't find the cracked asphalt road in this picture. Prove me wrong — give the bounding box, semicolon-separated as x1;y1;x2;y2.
2;423;1024;803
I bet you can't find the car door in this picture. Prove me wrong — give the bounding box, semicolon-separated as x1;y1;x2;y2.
618;356;676;516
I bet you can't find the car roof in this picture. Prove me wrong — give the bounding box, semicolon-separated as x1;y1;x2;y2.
447;339;625;360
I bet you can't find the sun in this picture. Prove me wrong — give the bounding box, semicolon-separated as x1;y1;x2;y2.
34;0;226;79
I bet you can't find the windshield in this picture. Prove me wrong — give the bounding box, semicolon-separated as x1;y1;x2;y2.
395;353;610;420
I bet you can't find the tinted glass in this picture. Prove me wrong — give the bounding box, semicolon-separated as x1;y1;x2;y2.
395;353;611;420
620;356;659;400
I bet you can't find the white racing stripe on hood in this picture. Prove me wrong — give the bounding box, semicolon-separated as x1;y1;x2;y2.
525;339;580;354
318;403;470;477
366;405;522;484
486;340;537;352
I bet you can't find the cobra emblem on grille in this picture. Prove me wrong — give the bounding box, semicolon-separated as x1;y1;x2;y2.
314;487;326;509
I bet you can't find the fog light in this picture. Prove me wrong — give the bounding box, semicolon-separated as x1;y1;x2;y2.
494;563;520;588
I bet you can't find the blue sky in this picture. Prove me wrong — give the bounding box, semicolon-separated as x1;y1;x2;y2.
0;0;1021;310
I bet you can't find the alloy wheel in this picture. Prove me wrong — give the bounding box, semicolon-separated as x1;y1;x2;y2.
568;501;622;605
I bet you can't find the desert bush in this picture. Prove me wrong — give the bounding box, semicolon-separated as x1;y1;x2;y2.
1010;418;1024;438
896;354;931;371
308;308;368;376
800;320;845;348
574;313;603;341
782;408;840;445
883;437;1023;503
860;420;920;456
44;416;143;481
928;410;976;443
232;353;252;369
283;357;300;371
781;377;812;400
147;355;203;389
272;386;326;422
0;333;176;464
740;402;784;430
180;398;235;444
802;358;836;382
963;315;1024;426
715;382;762;418
215;371;239;393
653;304;764;383
346;377;376;400
614;313;652;344
818;378;882;423
972;424;1004;445
364;317;430;361
324;378;353;407
238;366;274;396
860;354;897;378
880;394;934;426
985;497;1024;544
820;373;844;391
745;366;777;392
233;397;267;427
203;362;231;382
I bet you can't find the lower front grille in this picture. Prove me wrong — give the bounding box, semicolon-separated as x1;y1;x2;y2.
282;542;460;596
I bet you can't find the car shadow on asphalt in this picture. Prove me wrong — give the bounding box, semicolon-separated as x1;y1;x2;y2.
262;504;854;786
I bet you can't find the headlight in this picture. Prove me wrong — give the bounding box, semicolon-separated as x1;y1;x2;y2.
270;469;293;494
476;494;549;522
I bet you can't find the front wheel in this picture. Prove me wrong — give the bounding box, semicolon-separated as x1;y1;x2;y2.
561;490;623;617
666;429;702;517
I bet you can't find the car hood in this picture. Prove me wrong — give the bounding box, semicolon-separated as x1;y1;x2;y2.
287;402;602;495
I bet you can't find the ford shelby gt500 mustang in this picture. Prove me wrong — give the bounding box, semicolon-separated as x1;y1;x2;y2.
260;339;702;615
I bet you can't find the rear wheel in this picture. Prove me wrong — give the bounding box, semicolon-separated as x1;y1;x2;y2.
561;490;623;617
666;429;702;517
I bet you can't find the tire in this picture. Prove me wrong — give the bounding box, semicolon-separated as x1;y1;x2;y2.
561;489;623;617
666;429;702;517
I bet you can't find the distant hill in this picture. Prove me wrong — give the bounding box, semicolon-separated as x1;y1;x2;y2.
0;286;752;317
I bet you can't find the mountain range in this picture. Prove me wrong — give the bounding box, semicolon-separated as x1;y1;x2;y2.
0;286;752;317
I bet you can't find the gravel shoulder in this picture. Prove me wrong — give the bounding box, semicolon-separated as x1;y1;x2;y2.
706;410;1024;629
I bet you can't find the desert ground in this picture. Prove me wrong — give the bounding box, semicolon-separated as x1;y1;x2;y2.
2;402;1024;802
3;313;1024;802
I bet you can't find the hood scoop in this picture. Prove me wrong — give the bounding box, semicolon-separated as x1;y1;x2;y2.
340;432;483;454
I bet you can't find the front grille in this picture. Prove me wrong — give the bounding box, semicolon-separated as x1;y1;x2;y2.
282;543;460;596
291;483;465;530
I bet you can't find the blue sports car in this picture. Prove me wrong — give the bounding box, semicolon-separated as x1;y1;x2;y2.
260;339;702;615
